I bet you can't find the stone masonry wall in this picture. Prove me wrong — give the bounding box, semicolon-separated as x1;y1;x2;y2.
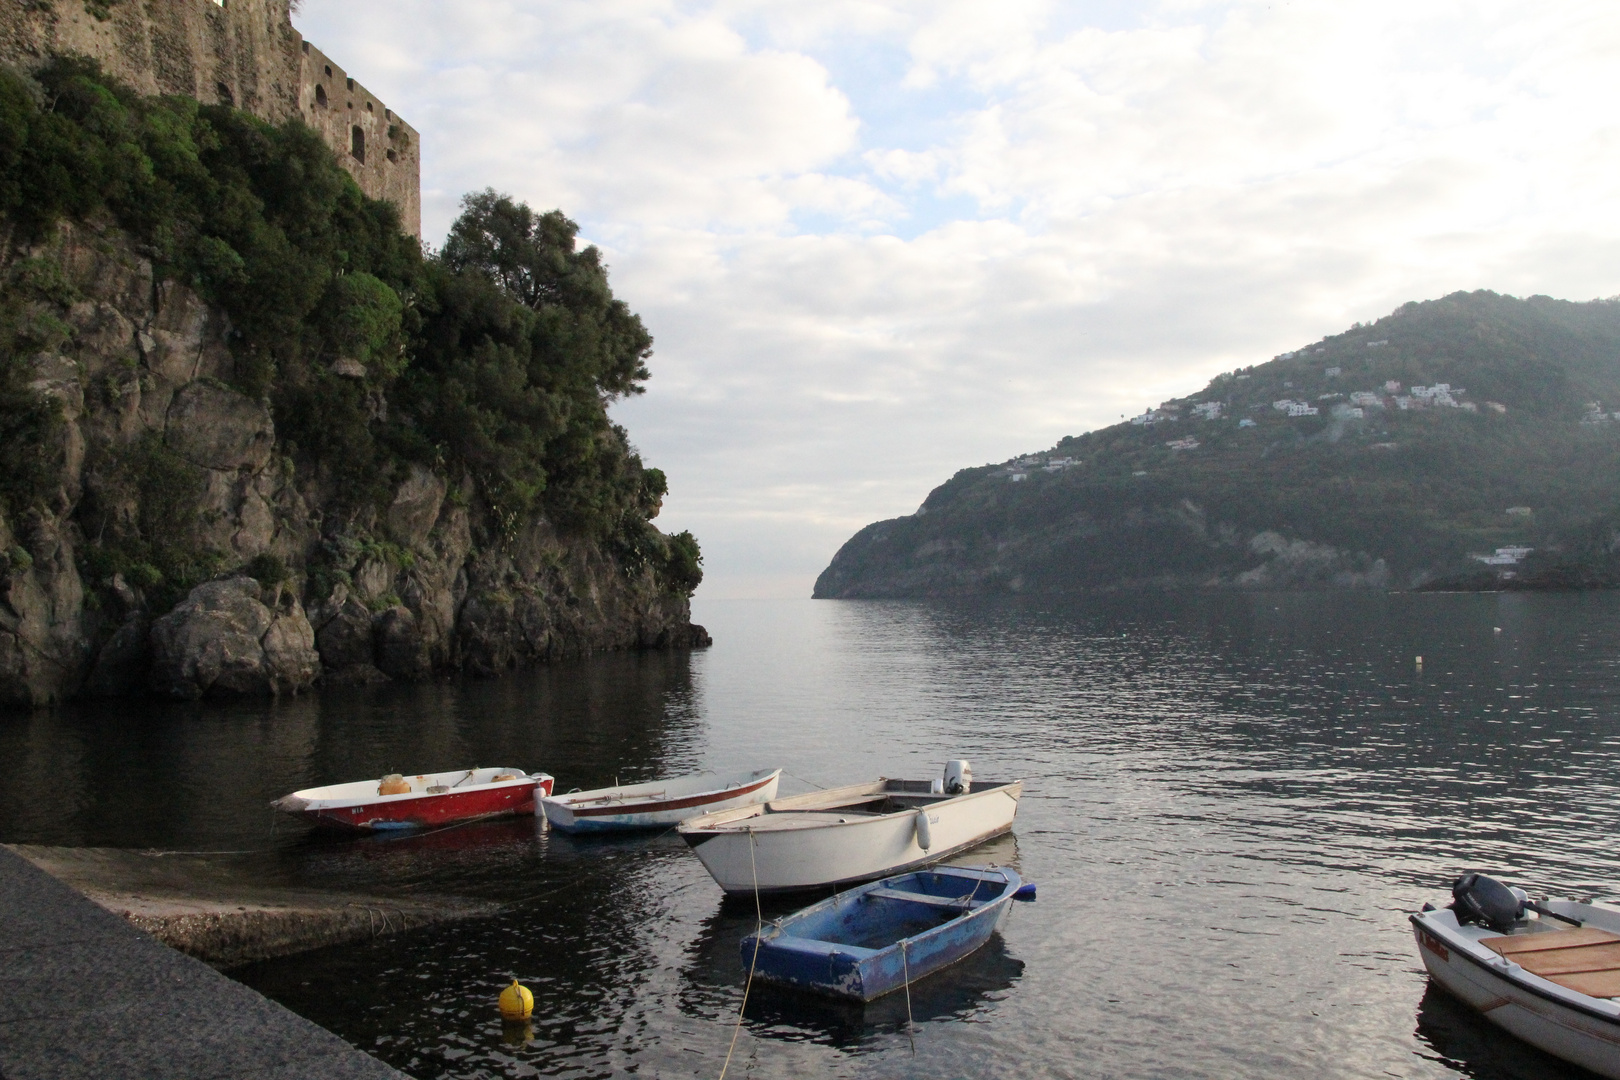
0;0;420;236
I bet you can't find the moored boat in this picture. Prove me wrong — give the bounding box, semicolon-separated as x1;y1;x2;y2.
740;865;1022;1001
272;767;554;831
540;768;781;833
1412;872;1620;1079
678;761;1022;895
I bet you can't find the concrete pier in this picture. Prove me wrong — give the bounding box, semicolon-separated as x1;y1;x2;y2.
0;846;409;1080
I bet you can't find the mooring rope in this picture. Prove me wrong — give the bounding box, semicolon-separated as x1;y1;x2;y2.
718;827;762;1080
901;938;916;1056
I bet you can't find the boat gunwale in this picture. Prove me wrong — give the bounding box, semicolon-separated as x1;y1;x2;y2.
290;768;545;810
1412;910;1620;1027
679;779;1022;837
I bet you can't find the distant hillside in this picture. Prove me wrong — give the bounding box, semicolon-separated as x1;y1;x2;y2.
815;290;1620;597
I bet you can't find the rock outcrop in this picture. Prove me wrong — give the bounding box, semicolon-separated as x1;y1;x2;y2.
148;578;320;699
0;219;706;707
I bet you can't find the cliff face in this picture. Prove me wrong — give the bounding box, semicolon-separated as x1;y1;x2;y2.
0;219;704;707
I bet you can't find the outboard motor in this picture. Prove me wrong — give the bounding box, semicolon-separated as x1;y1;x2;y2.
1451;872;1524;932
943;760;972;795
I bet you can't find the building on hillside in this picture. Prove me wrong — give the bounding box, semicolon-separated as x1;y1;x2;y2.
1485;401;1507;413
1325;366;1342;377
1385;380;1402;392
1009;472;1028;482
1506;506;1532;517
1473;546;1533;566
0;0;421;234
1190;402;1223;420
1350;391;1382;407
1166;437;1200;451
1273;400;1319;417
1239;418;1256;428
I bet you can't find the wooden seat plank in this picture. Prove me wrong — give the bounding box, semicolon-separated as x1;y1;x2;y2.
866;887;977;909
1512;942;1620;976
1549;969;1620;998
1483;927;1619;955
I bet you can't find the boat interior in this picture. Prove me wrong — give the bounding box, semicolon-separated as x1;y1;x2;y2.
719;779;1015;830
299;767;530;802
785;870;1013;950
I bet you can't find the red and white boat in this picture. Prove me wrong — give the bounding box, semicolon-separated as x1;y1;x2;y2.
272;767;554;831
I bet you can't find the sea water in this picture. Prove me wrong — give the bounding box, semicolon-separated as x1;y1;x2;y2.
4;591;1618;1079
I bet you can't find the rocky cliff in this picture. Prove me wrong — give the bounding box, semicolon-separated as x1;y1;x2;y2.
0;217;705;707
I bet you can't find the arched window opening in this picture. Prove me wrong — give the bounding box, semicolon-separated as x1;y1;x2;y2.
386;148;398;163
315;84;327;108
366;101;374;112
346;78;355;91
215;81;234;106
351;126;365;164
301;41;309;54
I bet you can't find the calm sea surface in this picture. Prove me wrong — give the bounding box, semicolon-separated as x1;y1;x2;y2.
5;592;1620;1079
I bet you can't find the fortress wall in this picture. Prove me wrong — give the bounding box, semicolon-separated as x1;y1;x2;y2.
0;0;420;237
296;40;421;238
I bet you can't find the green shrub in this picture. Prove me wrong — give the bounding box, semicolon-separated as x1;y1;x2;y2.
245;552;287;586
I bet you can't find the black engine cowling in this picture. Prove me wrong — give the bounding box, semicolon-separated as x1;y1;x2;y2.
1451;872;1523;932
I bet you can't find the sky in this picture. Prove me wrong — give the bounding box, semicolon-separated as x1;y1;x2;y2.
293;0;1620;598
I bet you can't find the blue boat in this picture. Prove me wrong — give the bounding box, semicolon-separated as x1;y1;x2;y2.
739;865;1023;1002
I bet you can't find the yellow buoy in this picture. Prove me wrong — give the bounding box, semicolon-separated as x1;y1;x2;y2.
498;979;533;1021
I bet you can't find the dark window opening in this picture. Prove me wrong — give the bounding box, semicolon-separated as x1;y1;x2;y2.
315;84;327;108
323;64;331;77
346;77;355;91
386;148;398;163
366;101;373;112
351;126;365;164
385;108;392;120
301;41;309;54
215;81;234;106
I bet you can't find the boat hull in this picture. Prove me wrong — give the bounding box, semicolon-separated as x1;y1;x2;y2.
741;867;1021;1001
681;780;1022;894
541;769;780;834
1412;910;1620;1079
275;769;554;831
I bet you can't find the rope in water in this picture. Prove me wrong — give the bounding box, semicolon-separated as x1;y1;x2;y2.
901;938;916;1055
718;827;762;1080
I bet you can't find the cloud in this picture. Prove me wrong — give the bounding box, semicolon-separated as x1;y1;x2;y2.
295;0;1620;597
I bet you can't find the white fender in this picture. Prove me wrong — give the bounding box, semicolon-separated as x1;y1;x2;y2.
914;808;932;851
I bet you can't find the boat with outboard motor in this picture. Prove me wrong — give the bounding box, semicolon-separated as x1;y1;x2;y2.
740;865;1023;1001
678;760;1021;895
1412;872;1620;1079
272;767;554;831
540;768;781;833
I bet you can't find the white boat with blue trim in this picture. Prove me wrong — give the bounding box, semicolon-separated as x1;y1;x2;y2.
539;768;781;833
1413;872;1620;1079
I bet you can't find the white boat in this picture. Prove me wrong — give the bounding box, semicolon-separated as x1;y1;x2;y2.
1413;872;1620;1079
678;761;1022;895
539;768;781;833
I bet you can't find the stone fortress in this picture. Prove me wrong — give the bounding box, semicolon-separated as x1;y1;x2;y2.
0;0;421;235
